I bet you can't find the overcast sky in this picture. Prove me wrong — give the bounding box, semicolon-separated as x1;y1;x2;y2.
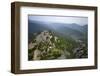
28;15;88;26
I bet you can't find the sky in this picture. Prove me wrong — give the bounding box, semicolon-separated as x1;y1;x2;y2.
28;15;88;26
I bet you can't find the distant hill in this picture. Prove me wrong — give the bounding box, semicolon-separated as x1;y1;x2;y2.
28;20;88;42
65;23;88;33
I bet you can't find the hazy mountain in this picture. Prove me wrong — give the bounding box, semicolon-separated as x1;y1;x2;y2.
28;20;88;41
28;20;50;33
65;23;88;33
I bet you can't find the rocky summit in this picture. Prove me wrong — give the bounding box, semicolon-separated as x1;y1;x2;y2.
28;30;87;60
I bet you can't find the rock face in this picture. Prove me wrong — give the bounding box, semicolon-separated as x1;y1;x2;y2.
33;49;41;60
73;41;88;58
28;30;62;60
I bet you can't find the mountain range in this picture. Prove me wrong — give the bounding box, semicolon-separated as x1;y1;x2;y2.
28;20;88;42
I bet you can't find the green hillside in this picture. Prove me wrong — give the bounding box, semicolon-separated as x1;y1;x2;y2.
28;30;87;60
